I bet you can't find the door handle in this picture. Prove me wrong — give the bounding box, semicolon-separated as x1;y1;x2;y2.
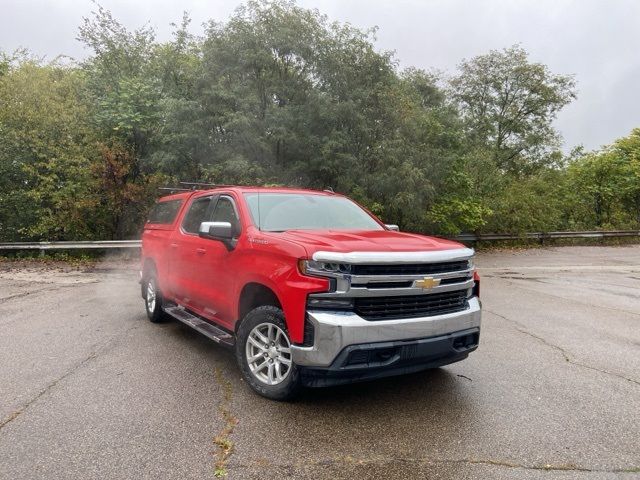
170;243;179;248
196;248;206;255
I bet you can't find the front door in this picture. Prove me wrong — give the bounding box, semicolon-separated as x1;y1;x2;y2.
168;194;214;310
196;195;242;329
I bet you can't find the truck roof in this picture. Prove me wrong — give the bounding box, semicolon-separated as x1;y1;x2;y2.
157;186;338;202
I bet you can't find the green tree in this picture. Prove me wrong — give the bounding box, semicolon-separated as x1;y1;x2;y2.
567;129;640;229
450;45;576;175
0;54;100;241
175;0;468;231
12;2;638;242
77;4;174;238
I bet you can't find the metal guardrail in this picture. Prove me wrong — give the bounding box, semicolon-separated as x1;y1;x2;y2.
0;240;142;250
0;230;638;252
453;230;640;242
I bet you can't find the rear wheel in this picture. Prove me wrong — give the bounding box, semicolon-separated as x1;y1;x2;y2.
236;306;301;400
144;271;166;323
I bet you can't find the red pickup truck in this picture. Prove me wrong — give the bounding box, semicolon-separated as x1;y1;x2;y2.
141;186;481;399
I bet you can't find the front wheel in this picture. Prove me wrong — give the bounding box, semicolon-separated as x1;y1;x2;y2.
236;306;301;400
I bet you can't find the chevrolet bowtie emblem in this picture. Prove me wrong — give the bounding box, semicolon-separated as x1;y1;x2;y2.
414;277;441;289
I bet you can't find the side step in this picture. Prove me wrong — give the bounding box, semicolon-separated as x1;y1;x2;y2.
163;305;235;347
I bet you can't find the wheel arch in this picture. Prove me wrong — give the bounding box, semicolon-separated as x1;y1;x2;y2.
140;257;160;299
237;282;283;332
142;257;157;279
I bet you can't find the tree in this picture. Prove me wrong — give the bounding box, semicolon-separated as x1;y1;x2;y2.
450;45;576;175
12;2;640;243
173;1;471;231
0;54;100;241
567;129;640;229
77;5;174;238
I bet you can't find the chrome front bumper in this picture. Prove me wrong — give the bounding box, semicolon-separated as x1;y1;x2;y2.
291;297;481;367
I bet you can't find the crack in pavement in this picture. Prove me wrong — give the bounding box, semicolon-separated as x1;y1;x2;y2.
0;350;98;431
489;278;640;318
229;454;639;474
481;265;640;272
489;274;640;301
212;367;239;477
486;309;640;387
0;283;101;328
0;283;86;305
0;323;141;431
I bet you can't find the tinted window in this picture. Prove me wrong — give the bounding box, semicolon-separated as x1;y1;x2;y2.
182;197;212;234
211;197;240;234
244;193;382;232
148;200;183;224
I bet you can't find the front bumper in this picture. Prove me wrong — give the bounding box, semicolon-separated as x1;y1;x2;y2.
290;297;481;368
298;327;479;387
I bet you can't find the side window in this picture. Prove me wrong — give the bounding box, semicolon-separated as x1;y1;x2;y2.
211;197;240;235
147;199;183;224
181;197;212;234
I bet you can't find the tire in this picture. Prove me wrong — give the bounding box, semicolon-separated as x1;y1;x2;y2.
143;270;166;323
235;306;301;401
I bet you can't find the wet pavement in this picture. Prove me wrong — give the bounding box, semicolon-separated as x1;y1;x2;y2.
0;246;639;479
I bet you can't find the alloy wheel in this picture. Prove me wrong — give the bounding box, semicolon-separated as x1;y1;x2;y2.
146;279;156;313
245;322;292;385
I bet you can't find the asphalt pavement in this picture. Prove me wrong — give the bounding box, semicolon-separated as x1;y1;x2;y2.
0;246;639;479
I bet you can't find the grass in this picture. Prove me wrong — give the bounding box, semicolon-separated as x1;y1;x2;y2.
0;250;140;270
0;251;97;266
212;368;239;478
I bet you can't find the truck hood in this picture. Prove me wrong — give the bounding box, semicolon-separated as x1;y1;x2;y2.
272;229;466;257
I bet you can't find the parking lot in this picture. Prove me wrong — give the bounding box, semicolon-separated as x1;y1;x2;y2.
0;246;639;479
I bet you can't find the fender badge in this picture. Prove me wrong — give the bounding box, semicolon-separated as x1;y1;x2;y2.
248;237;269;245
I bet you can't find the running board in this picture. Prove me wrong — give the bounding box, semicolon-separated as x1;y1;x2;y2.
163;305;235;347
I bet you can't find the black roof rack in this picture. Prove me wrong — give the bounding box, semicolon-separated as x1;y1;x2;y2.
179;181;237;189
158;181;238;194
158;187;191;193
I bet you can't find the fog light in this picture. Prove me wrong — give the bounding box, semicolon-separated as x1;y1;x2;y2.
307;297;354;309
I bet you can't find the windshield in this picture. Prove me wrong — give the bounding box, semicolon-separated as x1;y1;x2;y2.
244;193;384;232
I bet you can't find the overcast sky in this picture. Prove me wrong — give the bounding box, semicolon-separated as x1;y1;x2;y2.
2;0;639;151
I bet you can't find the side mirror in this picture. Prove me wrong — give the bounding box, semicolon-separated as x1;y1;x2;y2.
385;224;400;232
199;221;234;244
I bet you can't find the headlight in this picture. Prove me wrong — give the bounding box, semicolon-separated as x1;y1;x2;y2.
298;259;351;276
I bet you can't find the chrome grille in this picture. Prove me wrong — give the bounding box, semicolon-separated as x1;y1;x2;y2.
307;248;476;319
354;291;469;321
350;260;470;276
